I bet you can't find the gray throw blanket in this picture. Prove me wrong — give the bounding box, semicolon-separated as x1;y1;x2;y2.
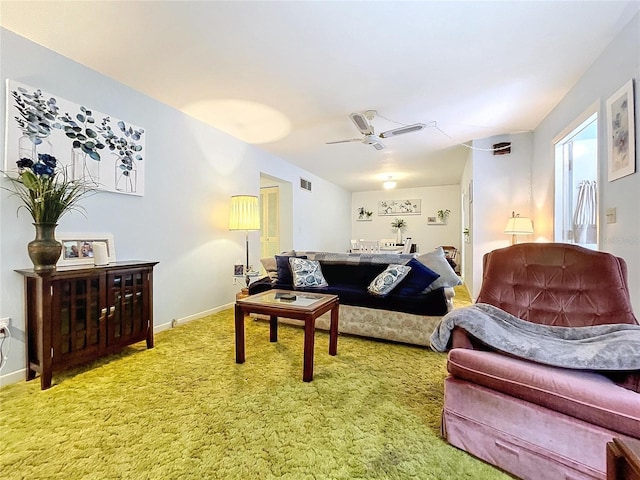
430;303;640;371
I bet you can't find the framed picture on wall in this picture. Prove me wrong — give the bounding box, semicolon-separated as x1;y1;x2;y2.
606;79;635;181
5;80;146;195
378;199;421;215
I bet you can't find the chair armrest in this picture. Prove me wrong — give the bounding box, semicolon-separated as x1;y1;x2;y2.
450;327;491;351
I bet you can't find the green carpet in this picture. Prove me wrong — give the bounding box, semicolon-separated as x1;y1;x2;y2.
0;299;507;479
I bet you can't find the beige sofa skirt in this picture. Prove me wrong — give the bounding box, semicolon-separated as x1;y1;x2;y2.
250;287;453;347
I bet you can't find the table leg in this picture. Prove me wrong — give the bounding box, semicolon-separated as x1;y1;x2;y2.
270;315;278;342
329;303;339;356
40;370;52;390
234;303;245;364
303;316;316;382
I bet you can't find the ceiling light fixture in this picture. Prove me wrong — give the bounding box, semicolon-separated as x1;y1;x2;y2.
383;177;397;189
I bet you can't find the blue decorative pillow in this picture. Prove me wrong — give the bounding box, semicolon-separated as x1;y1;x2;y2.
367;264;412;297
274;254;307;286
395;258;440;296
289;258;328;289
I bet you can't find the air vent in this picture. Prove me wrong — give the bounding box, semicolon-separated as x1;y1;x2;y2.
493;142;511;155
300;178;312;192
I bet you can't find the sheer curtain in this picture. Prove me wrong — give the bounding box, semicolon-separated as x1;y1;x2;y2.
572;180;597;244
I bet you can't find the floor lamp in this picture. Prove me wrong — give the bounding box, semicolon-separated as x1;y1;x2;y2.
229;195;261;287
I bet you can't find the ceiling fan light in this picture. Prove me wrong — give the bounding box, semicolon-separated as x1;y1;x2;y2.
379;123;427;138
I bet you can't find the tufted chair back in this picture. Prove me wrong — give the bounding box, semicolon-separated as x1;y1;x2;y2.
476;243;637;327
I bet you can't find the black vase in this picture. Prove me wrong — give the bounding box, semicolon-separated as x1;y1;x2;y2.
28;223;62;275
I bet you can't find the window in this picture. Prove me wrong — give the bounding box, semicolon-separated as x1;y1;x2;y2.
554;106;598;249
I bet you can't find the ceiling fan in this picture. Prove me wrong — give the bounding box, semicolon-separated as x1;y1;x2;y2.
326;110;426;150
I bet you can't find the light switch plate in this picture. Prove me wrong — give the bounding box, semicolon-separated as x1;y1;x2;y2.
606;208;616;224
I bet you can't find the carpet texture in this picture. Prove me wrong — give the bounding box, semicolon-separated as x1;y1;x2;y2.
1;287;507;479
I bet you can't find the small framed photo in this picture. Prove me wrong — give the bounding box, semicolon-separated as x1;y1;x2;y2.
234;264;244;276
607;79;635;181
57;233;116;266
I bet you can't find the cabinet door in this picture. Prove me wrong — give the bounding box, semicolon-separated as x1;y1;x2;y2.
51;275;103;366
106;269;150;348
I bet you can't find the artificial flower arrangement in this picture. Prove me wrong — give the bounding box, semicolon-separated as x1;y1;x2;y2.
4;154;94;224
390;218;407;229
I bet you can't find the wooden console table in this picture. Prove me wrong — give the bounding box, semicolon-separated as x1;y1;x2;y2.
16;261;158;389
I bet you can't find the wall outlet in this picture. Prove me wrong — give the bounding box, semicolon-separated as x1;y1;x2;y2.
0;317;10;330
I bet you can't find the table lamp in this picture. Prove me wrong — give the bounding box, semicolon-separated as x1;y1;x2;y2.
504;211;534;245
229;195;261;287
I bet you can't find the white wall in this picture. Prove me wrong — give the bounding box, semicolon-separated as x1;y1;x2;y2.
531;12;640;314
469;132;534;299
0;28;351;384
351;185;461;254
460;149;474;291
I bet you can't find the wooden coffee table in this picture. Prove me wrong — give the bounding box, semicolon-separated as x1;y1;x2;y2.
234;290;339;382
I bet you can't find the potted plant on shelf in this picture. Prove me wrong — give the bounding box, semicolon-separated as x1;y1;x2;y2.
391;217;407;243
357;207;373;220
3;154;95;274
437;209;451;224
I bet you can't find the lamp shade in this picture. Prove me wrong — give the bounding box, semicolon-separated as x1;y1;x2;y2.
229;195;260;231
504;215;534;235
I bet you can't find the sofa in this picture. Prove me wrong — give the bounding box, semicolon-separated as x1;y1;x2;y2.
437;243;640;480
249;249;461;346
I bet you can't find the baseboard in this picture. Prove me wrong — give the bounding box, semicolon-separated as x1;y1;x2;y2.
154;302;234;333
0;368;26;388
0;304;236;388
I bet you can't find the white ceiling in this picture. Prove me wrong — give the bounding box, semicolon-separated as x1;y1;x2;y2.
1;1;638;192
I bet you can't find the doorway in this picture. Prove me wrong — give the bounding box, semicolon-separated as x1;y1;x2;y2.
260;186;280;258
259;173;293;259
554;106;598;249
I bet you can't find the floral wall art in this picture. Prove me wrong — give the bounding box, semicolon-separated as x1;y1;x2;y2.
378;199;421;215
4;80;146;195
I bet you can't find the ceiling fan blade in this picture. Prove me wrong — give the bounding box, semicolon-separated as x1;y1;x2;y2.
350;112;374;135
326;138;361;145
372;141;385;151
379;123;426;138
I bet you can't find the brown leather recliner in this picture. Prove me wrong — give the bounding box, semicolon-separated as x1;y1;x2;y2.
443;243;639;480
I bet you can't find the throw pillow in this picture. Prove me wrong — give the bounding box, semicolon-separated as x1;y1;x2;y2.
289;258;328;289
416;247;462;292
367;264;412;297
260;256;278;282
396;258;440;295
274;254;307;286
